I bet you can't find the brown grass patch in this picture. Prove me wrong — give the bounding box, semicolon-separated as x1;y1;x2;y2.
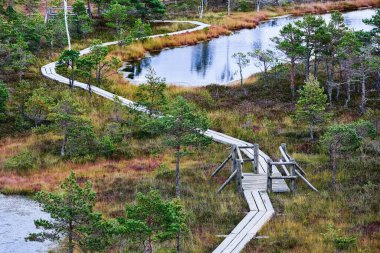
0;155;164;195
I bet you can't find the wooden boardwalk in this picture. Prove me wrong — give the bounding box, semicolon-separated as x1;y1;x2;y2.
213;191;274;253
205;131;289;252
205;130;290;193
242;173;289;192
41;21;296;252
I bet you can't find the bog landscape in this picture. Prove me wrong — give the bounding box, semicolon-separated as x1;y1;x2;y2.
0;0;379;252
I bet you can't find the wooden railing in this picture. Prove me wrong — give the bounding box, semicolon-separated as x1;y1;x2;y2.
267;143;319;193
212;143;318;194
266;159;297;193
212;144;260;194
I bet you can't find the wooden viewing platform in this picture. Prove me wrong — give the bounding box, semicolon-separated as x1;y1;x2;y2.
40;20;318;252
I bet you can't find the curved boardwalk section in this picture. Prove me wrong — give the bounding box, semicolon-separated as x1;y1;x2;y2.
213;191;274;253
42;21;279;253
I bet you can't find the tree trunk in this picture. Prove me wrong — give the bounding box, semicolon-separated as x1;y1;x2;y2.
70;68;74;88
227;0;230;16
360;70;366;115
87;79;92;97
175;146;180;197
143;238;153;253
309;116;314;140
239;67;243;87
63;0;71;50
18;70;23;82
376;69;380;91
305;55;310;81
177;230;181;253
336;85;340;100
87;0;92;17
76;20;81;36
44;0;48;22
327;81;333;107
263;62;268;85
313;54;318;79
199;0;204;18
239;67;248;96
344;78;351;108
61;131;67;157
326;60;333;82
331;146;337;191
96;65;101;83
290;58;295;100
50;39;54;58
68;221;74;253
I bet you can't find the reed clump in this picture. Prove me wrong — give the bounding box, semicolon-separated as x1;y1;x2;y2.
109;26;230;62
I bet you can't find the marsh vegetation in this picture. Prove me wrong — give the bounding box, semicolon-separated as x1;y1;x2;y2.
0;1;379;252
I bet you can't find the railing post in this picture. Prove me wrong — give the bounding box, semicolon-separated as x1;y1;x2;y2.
254;144;259;174
281;143;287;154
231;145;236;173
280;143;286;161
267;158;272;193
290;158;296;193
237;160;243;194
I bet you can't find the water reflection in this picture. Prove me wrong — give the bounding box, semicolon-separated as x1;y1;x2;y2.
191;42;215;78
220;37;233;83
124;9;376;86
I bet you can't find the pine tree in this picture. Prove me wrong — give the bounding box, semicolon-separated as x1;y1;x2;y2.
295;77;329;140
117;190;187;253
24;88;54;127
135;67;167;117
232;52;250;90
57;50;81;88
26;171;114;253
158;96;211;197
273;23;305;99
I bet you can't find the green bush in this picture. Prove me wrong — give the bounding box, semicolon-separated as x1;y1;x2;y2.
4;150;38;172
155;163;174;180
99;136;117;158
334;236;357;250
322;224;358;251
237;0;251;12
65;123;98;162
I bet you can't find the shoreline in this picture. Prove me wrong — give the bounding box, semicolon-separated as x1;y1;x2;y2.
110;0;379;63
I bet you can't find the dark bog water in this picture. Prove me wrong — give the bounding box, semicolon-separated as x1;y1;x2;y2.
0;194;54;253
124;9;376;86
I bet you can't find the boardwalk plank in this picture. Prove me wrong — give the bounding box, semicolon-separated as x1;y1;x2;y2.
230;211;259;234
223;211;267;252
243;191;258;211
251;191;266;211
231;212;274;253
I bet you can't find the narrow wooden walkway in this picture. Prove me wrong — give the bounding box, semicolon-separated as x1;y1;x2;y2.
213;191;274;253
242;173;289;192
205;130;290;193
41;21;286;252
